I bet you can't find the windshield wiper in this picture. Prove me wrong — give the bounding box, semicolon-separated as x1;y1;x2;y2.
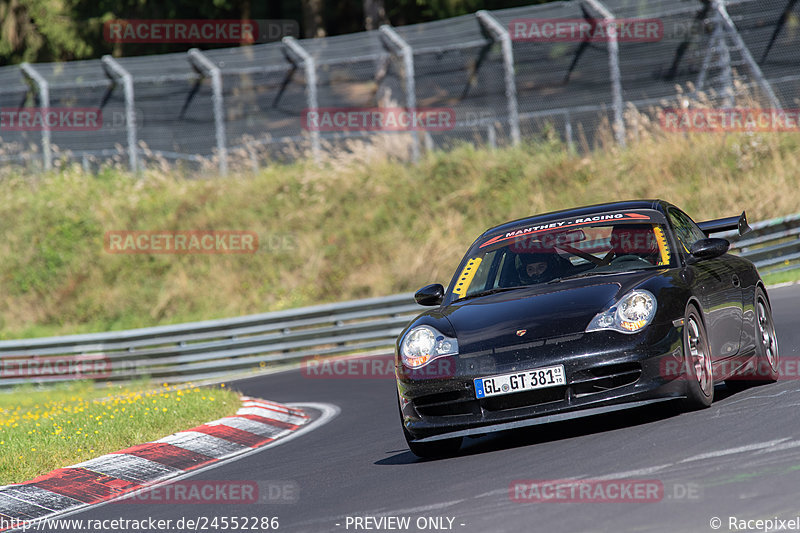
547;270;640;283
454;286;525;302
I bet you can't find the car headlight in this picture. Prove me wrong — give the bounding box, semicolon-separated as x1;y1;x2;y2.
586;289;657;334
400;326;459;369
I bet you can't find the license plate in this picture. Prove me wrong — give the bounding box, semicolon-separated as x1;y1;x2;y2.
474;365;566;399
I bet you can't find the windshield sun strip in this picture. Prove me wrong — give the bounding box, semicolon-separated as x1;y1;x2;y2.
479;211;662;249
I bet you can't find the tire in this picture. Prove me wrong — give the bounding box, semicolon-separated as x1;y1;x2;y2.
727;287;779;389
403;425;463;458
682;305;714;409
753;288;780;383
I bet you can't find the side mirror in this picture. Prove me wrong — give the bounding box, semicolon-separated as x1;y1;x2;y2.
414;283;444;306
688;238;730;263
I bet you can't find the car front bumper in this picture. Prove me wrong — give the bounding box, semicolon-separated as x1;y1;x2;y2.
397;323;687;441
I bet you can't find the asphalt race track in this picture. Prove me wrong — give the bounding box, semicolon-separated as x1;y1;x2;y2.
57;284;800;533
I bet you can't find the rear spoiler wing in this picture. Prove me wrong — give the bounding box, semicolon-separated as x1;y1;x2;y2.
697;211;752;236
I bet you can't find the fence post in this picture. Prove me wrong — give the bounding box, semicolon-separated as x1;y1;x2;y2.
476;10;521;146
718;31;735;108
696;9;735;108
423;131;434;152
487;123;497;149
101;56;139;172
584;0;626;147
188;49;228;176
20;63;52;170
565;110;574;153
379;25;420;162
282;36;321;165
712;0;783;110
696;17;725;94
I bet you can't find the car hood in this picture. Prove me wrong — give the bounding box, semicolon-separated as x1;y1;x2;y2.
441;272;659;354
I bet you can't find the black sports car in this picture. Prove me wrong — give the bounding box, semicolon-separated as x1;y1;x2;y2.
396;200;780;457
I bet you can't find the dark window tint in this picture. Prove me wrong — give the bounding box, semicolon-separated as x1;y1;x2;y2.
668;209;706;252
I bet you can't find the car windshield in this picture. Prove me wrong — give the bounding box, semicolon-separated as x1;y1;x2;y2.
451;220;673;301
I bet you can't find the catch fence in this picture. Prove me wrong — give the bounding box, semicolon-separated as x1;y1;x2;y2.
0;0;798;173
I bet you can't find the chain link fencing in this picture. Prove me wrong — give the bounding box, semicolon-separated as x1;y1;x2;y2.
0;0;798;174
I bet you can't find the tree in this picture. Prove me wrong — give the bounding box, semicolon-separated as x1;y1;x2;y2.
0;0;556;65
363;0;387;30
0;0;92;66
302;0;326;38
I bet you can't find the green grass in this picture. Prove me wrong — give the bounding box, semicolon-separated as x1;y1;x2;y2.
0;381;241;485
0;127;799;339
762;268;800;287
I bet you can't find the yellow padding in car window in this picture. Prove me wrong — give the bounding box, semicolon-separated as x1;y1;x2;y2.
453;257;482;298
654;226;671;266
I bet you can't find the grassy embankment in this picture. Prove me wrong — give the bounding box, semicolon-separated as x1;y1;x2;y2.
0;381;240;485
0;126;798;340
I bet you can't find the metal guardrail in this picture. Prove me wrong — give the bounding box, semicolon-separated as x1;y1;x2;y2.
721;212;800;273
0;293;420;388
0;213;797;388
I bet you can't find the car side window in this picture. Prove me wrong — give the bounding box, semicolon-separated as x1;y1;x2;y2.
668;209;706;253
469;250;497;292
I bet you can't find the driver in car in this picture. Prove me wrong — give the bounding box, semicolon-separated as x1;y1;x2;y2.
516;251;566;285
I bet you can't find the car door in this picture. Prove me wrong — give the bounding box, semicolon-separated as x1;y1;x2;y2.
668;208;743;359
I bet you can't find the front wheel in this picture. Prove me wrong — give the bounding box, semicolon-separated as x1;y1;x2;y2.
682;305;714;409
